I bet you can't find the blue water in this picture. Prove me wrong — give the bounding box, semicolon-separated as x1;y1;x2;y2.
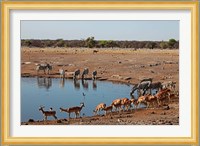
21;77;137;122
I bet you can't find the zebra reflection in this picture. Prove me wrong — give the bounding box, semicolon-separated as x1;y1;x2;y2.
37;77;52;90
59;78;65;88
92;80;97;90
73;79;80;89
82;79;89;90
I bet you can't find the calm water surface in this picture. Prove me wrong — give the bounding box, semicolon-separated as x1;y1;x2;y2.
21;77;138;122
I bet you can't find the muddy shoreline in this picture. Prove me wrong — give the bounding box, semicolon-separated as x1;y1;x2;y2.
22;101;179;125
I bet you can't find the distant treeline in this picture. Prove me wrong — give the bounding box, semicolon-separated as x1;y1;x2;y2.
21;37;179;49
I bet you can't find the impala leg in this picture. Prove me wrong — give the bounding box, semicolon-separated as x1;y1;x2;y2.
157;100;160;107
147;102;149;108
168;93;171;103
137;102;141;109
54;115;57;120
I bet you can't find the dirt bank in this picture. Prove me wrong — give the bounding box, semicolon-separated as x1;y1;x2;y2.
22;99;179;125
21;47;179;86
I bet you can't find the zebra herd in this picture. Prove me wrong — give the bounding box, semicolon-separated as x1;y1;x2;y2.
36;63;97;80
130;78;176;97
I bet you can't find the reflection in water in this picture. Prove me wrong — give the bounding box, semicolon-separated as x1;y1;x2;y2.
59;78;65;88
73;79;80;89
92;80;97;90
37;77;52;90
82;92;86;101
82;79;89;90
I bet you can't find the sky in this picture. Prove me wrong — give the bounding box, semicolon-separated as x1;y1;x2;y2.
21;20;179;41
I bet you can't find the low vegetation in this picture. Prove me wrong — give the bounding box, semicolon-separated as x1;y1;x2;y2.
21;37;179;49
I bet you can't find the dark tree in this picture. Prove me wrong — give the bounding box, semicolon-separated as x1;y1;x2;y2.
85;37;96;48
168;38;177;48
145;42;156;49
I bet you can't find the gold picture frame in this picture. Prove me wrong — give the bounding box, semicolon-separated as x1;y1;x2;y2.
1;1;199;145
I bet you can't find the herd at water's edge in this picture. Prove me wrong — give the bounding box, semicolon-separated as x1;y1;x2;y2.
33;63;177;121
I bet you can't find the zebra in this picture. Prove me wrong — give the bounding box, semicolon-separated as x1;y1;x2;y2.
81;68;89;80
92;70;97;80
162;81;176;91
140;78;153;83
130;78;153;96
36;63;52;75
46;64;52;75
140;78;152;88
130;82;150;96
149;82;162;90
73;69;80;80
59;68;65;78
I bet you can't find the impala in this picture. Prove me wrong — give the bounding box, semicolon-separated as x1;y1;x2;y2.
39;106;57;121
103;105;113;115
155;88;171;106
93;103;106;115
60;103;85;118
111;98;122;112
136;94;150;109
120;97;129;111
145;95;157;108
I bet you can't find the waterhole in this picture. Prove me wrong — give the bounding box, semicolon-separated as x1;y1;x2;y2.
21;77;149;122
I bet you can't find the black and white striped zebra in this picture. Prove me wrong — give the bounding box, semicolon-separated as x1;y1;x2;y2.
130;78;153;96
36;63;52;75
81;68;89;80
59;68;65;78
73;69;80;80
162;81;176;91
92;70;97;80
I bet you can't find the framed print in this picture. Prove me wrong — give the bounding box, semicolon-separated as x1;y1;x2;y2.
1;1;199;145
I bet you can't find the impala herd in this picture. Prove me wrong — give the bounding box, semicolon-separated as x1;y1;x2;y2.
38;79;177;121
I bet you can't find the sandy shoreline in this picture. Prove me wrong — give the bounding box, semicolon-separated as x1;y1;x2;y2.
21;47;179;125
